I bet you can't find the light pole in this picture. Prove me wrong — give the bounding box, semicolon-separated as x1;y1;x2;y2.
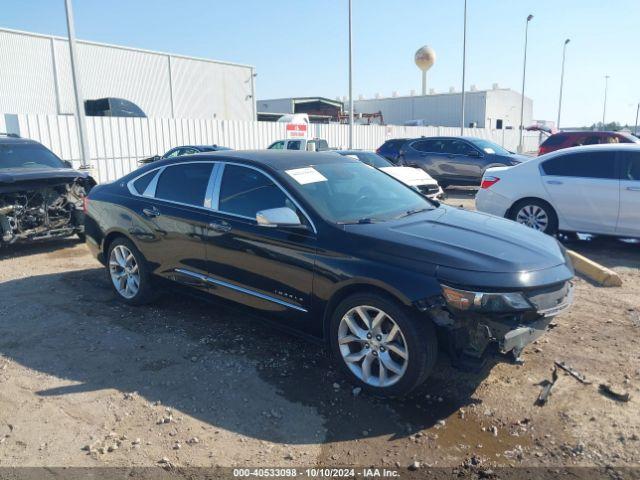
460;0;467;136
556;38;570;130
635;102;639;136
64;0;90;169
518;14;533;153
348;0;354;149
602;75;610;127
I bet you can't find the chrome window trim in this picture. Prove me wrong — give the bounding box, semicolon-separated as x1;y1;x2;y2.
125;159;317;234
215;161;318;234
175;268;308;313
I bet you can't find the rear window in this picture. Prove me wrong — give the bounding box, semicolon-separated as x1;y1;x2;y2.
154;163;213;206
540;134;567;147
541;151;617;179
379;139;405;152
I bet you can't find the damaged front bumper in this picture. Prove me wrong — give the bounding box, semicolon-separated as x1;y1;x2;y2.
426;281;573;362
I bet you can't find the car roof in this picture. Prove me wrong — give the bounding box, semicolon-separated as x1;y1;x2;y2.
143;150;353;174
0;136;42;146
536;143;640;160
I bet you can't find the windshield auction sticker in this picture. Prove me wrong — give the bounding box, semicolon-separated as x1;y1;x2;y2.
285;167;328;185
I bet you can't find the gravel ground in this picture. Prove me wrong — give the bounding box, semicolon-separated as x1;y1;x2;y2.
0;190;638;477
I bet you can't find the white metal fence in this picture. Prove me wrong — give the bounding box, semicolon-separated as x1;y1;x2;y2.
1;113;541;183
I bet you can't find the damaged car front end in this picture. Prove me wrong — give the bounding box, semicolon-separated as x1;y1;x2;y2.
0;136;95;246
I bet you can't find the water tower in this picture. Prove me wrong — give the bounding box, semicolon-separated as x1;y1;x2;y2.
414;46;436;95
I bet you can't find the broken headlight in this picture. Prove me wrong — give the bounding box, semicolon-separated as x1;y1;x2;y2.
440;285;532;312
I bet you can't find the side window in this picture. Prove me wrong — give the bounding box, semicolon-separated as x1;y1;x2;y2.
181;147;199;155
621;152;640;181
411;140;438;153
541;152;617;179
287;140;302;150
218;165;296;219
450;140;475;155
163;148;182;158
154;163;214;206
269;141;285;150
132;170;157;195
441;140;457;154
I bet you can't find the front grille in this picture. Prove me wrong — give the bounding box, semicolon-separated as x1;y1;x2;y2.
525;281;573;316
417;184;439;196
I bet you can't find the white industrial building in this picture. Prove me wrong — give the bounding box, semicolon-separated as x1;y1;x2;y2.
0;28;256;121
354;85;532;129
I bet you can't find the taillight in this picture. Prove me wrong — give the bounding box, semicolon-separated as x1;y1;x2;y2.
83;197;89;214
480;176;500;189
538;146;549;156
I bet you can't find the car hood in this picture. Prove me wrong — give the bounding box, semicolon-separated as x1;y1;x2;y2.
505;153;532;163
0;167;90;184
379;166;438;186
345;205;567;274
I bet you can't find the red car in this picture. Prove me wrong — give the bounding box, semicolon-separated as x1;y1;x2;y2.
538;131;639;155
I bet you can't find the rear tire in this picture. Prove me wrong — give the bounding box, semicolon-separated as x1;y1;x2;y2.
106;237;158;305
509;198;558;236
329;293;437;397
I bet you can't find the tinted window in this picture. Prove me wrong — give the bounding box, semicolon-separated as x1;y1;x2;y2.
155;163;213;206
269;141;285;150
181;147;199;155
219;165;292;218
379;139;405;152
287;140;302;150
540;134;567;147
163;148;182;158
621;152;640;181
541;151;617;179
132;171;156;195
0;143;65;170
449;140;475;155
412;140;441;153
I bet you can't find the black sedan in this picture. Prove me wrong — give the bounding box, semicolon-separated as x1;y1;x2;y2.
139;144;232;164
395;136;529;188
85;151;574;396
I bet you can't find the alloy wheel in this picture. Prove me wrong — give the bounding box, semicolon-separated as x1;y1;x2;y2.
516;204;549;231
337;305;409;387
109;245;140;299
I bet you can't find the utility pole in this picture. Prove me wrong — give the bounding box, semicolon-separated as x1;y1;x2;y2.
348;0;354;149
460;0;467;136
518;14;533;153
64;0;90;169
556;39;570;130
602;75;610;127
635;102;639;136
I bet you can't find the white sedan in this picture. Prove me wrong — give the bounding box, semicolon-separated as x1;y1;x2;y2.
336;150;444;199
475;144;640;237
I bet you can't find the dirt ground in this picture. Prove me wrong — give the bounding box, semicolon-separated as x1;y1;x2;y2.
0;189;639;477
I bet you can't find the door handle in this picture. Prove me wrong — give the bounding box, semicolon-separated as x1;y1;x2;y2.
626;186;640;191
208;222;231;233
546;180;563;185
142;207;160;218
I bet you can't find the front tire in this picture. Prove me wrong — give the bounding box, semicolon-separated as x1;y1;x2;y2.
509;198;558;236
329;293;437;397
107;237;158;305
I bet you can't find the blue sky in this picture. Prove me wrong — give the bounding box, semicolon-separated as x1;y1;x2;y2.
4;0;639;127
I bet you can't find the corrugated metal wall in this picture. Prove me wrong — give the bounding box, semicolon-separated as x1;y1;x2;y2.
0;113;541;184
0;28;255;121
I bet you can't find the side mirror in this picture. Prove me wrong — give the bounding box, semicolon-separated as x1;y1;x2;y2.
256;207;302;227
62;160;73;168
138;155;160;165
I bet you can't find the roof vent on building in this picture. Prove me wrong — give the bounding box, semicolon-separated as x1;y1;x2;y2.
449;86;456;93
470;84;477;91
492;83;500;90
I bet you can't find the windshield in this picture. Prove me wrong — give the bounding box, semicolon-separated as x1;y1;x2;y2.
339;151;394;168
0;143;65;170
469;138;511;155
283;161;433;224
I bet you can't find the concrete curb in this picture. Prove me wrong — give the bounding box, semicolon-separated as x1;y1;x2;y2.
566;249;622;287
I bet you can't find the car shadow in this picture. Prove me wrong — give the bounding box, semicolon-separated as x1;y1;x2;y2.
0;267;495;445
0;238;82;261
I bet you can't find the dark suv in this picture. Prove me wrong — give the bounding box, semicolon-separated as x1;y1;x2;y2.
376;138;409;164
85;151;573;396
538;131;639;155
395;137;528;188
